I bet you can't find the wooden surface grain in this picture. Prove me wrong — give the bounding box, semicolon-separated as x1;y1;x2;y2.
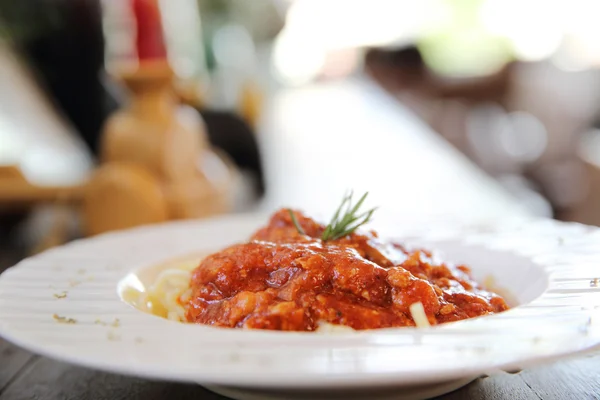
0;339;35;394
1;347;599;400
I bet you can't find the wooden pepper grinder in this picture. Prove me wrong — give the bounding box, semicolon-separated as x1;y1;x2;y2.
84;0;232;235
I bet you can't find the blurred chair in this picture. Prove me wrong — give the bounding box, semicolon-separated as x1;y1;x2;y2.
565;131;600;225
364;45;600;220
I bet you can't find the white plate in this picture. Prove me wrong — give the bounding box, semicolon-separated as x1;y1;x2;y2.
1;214;600;400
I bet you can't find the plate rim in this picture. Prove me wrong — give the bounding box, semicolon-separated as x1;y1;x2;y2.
1;213;599;388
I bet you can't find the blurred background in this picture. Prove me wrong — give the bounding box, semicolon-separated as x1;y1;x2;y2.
2;0;600;264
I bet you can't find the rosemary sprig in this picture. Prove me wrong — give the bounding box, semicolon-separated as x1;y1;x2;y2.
321;191;376;241
288;209;306;235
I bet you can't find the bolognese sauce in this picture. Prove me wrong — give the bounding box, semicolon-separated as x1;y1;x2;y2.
184;209;509;330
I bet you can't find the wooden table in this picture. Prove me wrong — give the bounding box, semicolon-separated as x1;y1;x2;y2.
1;344;598;400
257;77;545;224
1;78;595;400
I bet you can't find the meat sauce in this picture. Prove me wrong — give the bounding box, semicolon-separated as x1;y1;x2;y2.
184;209;509;330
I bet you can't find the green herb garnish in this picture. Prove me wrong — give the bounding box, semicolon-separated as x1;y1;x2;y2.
289;192;376;240
288;209;306;235
321;191;376;241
